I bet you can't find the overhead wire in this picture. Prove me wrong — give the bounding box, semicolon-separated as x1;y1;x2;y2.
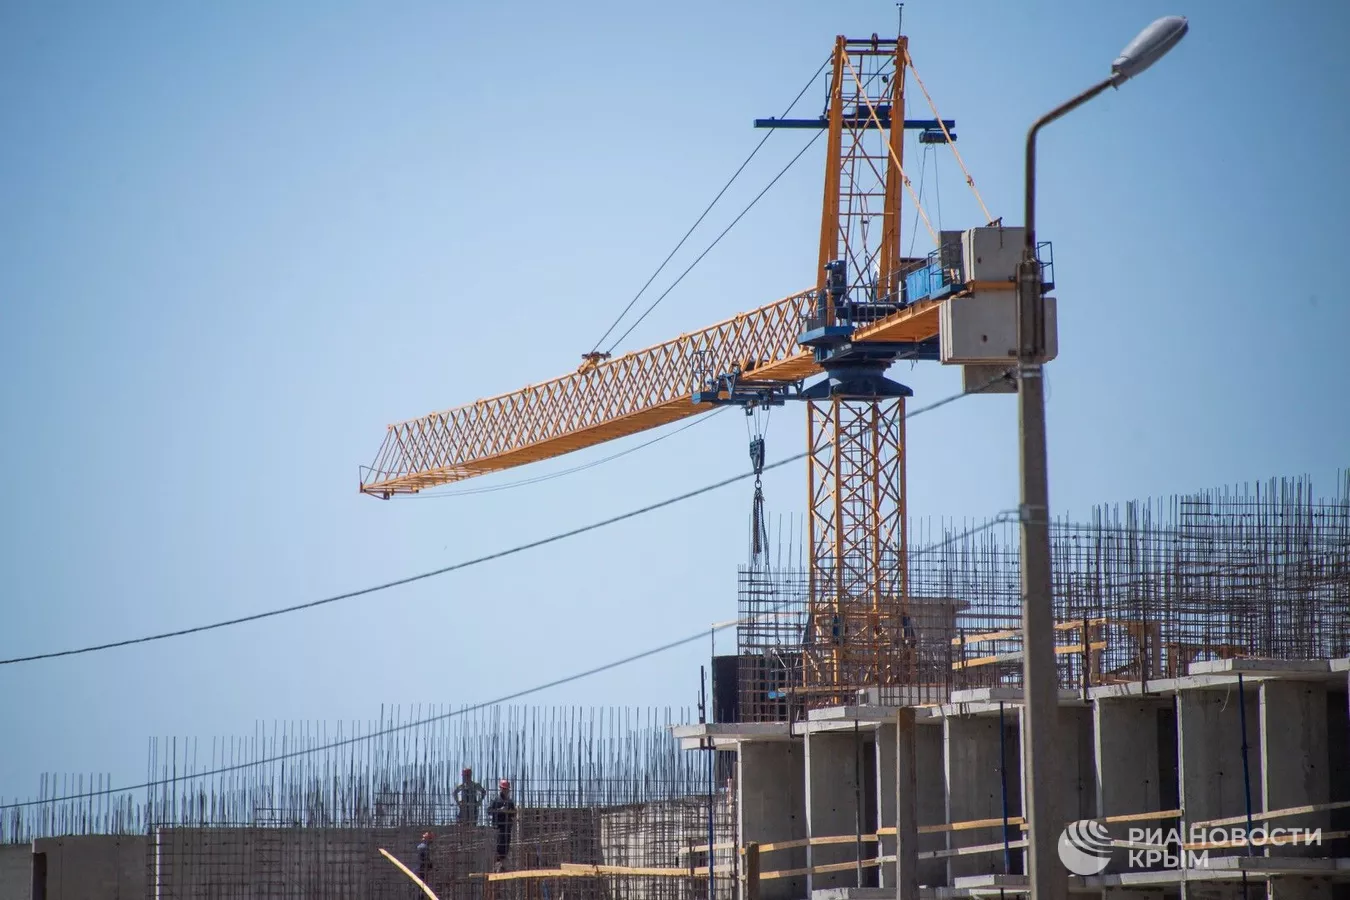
0;624;737;809
0;466;1026;811
0;377;1005;669
589;55;830;354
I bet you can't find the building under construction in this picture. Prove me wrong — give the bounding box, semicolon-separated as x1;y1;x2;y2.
2;472;1348;899
3;21;1348;900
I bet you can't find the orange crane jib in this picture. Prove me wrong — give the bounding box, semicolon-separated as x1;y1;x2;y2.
360;34;971;500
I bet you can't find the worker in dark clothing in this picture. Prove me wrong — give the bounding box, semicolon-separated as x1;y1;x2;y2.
488;779;517;872
454;767;487;825
415;831;435;883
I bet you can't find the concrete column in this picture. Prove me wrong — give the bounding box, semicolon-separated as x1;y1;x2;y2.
1178;688;1263;821
1259;681;1329;858
1094;698;1171;871
805;730;868;892
738;741;806;900
29;834;146;898
0;845;30;900
914;722;947;888
1017;706;1089;876
1329;678;1350;848
893;709;919;900
1055;706;1096;823
944;712;1019;882
876;719;898;890
1177;687;1263;869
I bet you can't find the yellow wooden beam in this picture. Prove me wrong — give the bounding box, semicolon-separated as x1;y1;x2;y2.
378;848;440;899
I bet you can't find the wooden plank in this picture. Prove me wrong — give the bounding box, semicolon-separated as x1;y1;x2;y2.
1183;829;1350;852
1193;799;1350;829
378;847;440;899
558;863;732;877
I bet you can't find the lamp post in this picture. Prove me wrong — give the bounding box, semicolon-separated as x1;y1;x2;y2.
1016;16;1188;900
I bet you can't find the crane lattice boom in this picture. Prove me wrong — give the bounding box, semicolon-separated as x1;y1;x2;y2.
360;288;946;497
360;291;816;497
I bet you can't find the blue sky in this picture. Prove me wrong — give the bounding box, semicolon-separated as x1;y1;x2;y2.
1;0;1346;802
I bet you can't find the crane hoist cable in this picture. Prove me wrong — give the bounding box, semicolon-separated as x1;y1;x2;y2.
745;401;773;566
907;143;929;259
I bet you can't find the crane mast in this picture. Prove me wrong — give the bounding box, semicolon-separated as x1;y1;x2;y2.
798;36;915;707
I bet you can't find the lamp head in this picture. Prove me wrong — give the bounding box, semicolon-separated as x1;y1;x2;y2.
1111;16;1189;86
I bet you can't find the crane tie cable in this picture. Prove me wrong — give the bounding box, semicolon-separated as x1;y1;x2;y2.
606;129;824;353
589;55;830;354
842;54;939;249
903;51;995;225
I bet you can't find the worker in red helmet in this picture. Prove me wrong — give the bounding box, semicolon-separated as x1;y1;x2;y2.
488;779;517;872
453;766;486;825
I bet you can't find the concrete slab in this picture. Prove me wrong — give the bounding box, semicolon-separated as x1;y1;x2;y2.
855;686;952;708
1189;659;1331;677
948;687;1083;706
1089;666;1349;702
671;722;795;749
806;706;898;727
811;888;968;900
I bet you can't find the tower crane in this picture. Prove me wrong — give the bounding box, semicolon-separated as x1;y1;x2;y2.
358;33;1056;710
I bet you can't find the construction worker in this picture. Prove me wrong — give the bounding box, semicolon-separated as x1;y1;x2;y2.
454;767;486;825
488;779;517;872
415;831;435;883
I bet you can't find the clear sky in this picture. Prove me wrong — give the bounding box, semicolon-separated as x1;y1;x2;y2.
1;0;1347;803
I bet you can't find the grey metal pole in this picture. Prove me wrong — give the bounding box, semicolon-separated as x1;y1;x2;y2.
1017;76;1113;900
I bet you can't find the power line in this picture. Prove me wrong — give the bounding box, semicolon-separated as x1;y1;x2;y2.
0;466;776;667
0;504;1028;811
0;380;995;668
589;56;829;354
0;377;1021;807
0;623;736;810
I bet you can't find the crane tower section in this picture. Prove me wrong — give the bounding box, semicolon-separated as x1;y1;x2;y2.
789;37;921;707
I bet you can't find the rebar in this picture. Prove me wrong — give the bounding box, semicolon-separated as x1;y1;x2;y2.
735;471;1350;718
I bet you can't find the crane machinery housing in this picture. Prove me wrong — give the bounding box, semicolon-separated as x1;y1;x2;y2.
359;32;1058;714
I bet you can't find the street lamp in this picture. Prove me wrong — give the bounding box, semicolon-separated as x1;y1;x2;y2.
1015;16;1188;900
